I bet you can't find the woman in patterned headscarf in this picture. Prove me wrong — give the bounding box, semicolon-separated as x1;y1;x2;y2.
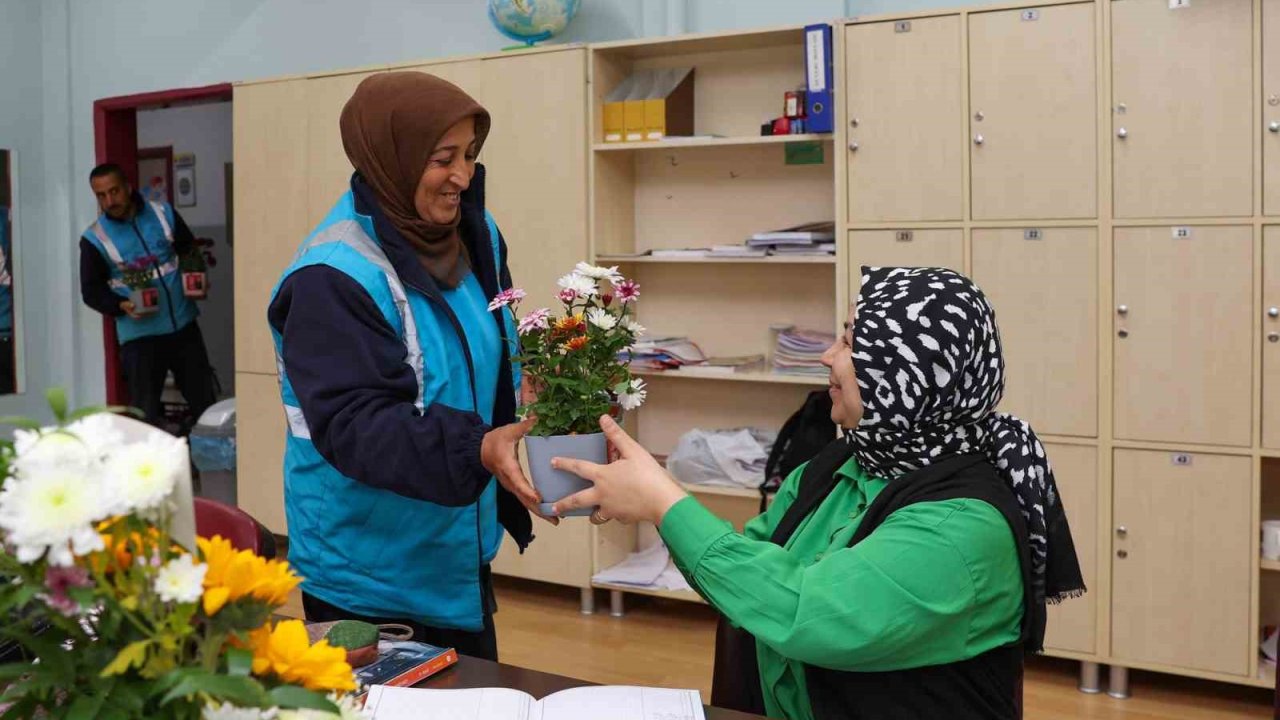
552;266;1084;720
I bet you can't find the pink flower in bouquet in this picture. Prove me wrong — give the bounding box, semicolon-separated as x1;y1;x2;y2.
487;287;526;312
43;565;92;616
557;288;577;304
518;308;551;335
613;279;640;305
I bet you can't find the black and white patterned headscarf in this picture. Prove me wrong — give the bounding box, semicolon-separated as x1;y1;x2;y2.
848;266;1085;610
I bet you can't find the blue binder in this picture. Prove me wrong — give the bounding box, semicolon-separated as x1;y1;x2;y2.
804;23;834;133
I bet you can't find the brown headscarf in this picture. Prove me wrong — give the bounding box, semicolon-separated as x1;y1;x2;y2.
339;72;491;288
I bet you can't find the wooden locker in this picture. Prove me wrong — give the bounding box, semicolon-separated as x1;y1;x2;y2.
1113;226;1253;447
1265;228;1280;448
305;71;378;224
972;227;1097;437
235;372;288;533
423;52;585;313
1265;0;1280;215
968;3;1096;220
1111;0;1253;218
233;80;309;377
1111;449;1252;676
848;229;964;273
845;17;963;222
1042;444;1097;655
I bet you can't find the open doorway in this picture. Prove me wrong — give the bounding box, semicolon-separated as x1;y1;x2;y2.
92;84;233;433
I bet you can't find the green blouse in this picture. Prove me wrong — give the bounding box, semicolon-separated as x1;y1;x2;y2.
658;455;1024;720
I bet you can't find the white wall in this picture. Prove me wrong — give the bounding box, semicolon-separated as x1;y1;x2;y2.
19;0;969;407
137;103;236;398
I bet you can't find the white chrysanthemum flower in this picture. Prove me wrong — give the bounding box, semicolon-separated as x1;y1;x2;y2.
556;272;598;299
587;308;618;331
154;555;208;604
203;702;278;720
0;466;109;566
617;378;648;411
12;430;94;476
573;261;622;283
65;414;127;458
105;434;188;514
621;317;645;336
327;692;372;720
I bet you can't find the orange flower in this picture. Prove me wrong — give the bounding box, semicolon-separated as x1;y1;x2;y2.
247;620;356;692
197;535;301;616
553;313;585;336
562;336;589;352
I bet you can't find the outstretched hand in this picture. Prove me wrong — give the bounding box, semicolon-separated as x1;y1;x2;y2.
551;415;687;526
481;416;559;526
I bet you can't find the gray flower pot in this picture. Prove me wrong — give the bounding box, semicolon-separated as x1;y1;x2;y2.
129;287;160;315
524;432;606;517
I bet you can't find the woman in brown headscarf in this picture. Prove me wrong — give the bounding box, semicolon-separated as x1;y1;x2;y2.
267;72;548;660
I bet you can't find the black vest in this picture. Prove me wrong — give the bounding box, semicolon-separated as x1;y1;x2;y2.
710;441;1033;720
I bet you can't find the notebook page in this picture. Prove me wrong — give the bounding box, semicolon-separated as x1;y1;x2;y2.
537;686;705;720
365;685;536;720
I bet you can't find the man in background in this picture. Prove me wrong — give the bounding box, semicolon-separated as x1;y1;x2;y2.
79;162;215;431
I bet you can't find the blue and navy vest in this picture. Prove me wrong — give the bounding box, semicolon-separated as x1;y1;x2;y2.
82;200;197;344
270;192;519;631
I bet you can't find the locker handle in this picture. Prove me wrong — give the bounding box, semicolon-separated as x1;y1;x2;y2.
1269;307;1279;318
973;134;984;146
1117;305;1129;315
1116;526;1127;536
1270;121;1280;133
849;141;859;152
1269;332;1280;343
1116;550;1128;559
1116;127;1128;139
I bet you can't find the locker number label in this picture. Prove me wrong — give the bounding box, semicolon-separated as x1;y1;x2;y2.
1172;226;1192;239
1169;0;1189;8
895;231;914;242
1021;9;1040;21
1024;229;1043;240
1171;453;1194;467
895;21;912;33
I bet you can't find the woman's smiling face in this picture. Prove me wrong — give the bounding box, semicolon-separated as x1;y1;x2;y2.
820;305;864;429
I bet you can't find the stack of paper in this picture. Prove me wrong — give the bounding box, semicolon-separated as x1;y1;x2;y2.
591;542;693;593
622;336;707;371
745;221;836;256
773;328;835;376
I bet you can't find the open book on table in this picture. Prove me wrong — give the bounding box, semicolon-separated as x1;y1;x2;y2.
364;684;706;720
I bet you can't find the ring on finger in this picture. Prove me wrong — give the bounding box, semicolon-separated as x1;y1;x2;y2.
589;509;611;525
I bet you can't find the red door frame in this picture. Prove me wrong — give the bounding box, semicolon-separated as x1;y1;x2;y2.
92;83;232;405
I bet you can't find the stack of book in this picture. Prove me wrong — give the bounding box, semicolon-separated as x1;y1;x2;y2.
746;221;835;256
772;327;834;377
622;336;707;370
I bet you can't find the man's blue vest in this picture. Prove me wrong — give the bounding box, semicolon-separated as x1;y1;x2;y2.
82;200;197;344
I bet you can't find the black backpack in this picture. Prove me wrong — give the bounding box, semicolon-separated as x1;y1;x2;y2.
760;389;837;511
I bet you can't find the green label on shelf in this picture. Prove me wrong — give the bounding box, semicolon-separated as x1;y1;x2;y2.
785;141;824;165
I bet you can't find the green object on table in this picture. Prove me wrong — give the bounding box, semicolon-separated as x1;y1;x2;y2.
323;619;379;650
784;141;824;165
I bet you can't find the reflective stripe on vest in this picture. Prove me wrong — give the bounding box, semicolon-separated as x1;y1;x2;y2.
92;203;179;290
276;220;426;439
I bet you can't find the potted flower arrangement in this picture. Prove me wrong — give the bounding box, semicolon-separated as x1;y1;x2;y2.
121;256;161;315
0;390;364;719
179;238;216;300
490;263;646;516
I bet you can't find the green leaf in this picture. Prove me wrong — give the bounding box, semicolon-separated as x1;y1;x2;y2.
0;416;41;431
268;685;340;712
160;671;268;708
225;647;253;677
45;388;68;423
66;692;106;720
0;662;32;681
100;640;150;677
